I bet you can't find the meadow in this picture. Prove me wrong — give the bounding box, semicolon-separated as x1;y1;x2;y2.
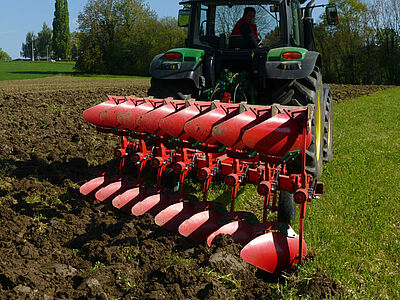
0;61;148;81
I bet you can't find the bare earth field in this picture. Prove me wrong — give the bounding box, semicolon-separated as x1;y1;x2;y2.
0;77;391;299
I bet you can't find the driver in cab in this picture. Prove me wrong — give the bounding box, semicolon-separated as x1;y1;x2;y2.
231;7;260;48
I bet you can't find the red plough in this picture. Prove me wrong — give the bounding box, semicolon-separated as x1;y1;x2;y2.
80;95;322;274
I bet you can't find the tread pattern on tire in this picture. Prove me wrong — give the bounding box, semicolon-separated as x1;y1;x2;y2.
274;67;325;224
323;90;334;162
275;67;324;179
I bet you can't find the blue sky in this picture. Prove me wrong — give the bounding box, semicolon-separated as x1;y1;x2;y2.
0;0;181;59
0;1;327;59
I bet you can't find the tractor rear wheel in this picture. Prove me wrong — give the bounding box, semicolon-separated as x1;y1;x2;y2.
148;78;198;100
323;89;334;162
275;67;325;179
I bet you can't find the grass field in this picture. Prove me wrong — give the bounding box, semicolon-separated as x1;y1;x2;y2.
302;87;400;299
176;87;400;298
257;88;398;298
0;61;76;81
0;61;148;81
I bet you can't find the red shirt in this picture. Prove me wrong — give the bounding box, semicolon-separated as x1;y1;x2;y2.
232;17;260;41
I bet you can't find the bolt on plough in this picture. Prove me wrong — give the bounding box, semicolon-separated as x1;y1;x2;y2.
80;95;323;274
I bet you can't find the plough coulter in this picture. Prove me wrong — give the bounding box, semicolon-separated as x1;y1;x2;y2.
80;95;323;274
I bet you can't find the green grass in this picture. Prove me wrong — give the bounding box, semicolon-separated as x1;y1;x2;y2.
196;87;400;298
0;61;76;81
295;87;400;298
0;61;149;81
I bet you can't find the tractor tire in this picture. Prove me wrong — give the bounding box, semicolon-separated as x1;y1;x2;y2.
323;89;334;162
148;78;198;100
278;190;296;224
275;67;325;179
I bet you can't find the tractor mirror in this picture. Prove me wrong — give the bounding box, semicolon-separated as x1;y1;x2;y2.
178;9;190;27
326;5;339;25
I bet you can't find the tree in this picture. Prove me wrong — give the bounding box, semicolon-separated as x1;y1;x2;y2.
368;0;400;85
369;0;400;35
75;0;185;75
37;22;52;59
156;17;187;55
314;0;400;85
21;32;39;60
70;32;80;60
52;0;71;59
314;0;370;84
0;48;11;61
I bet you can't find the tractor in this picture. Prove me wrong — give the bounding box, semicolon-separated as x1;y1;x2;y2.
80;0;338;274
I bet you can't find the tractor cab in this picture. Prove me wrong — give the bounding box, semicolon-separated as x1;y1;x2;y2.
149;0;337;105
178;1;287;50
176;0;291;81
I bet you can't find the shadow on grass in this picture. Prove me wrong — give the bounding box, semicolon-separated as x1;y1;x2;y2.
9;71;84;76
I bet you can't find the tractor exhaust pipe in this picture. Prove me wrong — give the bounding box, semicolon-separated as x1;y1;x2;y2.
305;0;315;18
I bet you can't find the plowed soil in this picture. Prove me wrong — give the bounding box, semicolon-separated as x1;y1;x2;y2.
0;76;388;299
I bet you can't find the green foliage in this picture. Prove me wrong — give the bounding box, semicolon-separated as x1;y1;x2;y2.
21;32;38;60
53;0;71;59
121;246;139;261
0;48;11;61
70;32;80;60
163;254;193;268
315;0;400;85
91;261;105;270
38;23;52;58
117;275;136;291
21;24;52;60
75;0;186;75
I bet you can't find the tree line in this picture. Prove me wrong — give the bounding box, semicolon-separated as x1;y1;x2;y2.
75;0;186;75
21;0;71;60
315;0;400;85
20;0;185;76
17;0;399;85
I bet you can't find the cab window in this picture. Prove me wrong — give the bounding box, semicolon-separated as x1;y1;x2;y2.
290;0;303;46
193;3;282;47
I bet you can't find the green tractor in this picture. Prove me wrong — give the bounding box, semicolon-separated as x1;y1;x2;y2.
148;0;337;221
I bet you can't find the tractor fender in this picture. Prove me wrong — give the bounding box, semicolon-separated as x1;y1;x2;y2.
149;53;203;88
264;51;320;80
